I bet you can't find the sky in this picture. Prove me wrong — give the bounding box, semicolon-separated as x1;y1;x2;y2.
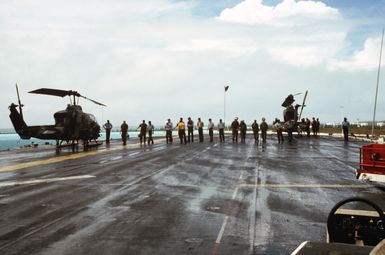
1;0;385;129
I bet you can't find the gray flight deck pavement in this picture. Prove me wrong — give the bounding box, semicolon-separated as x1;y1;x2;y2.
0;135;384;255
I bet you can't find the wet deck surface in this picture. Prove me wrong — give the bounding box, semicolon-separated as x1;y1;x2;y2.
0;135;383;254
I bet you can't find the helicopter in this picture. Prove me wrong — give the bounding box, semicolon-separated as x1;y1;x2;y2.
9;85;106;147
279;91;308;136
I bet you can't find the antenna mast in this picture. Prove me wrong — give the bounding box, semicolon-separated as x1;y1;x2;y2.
371;28;384;138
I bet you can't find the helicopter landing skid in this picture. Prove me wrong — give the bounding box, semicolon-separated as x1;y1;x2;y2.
56;140;103;149
83;141;103;148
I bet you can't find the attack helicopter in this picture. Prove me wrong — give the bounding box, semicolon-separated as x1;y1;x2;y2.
9;85;106;147
280;91;308;135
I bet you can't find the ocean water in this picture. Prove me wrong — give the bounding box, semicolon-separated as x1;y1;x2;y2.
0;131;170;150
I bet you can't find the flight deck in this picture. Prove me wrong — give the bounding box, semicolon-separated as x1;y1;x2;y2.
0;135;383;255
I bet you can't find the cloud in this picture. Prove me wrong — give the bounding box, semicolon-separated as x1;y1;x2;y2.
218;0;339;27
0;0;384;129
328;36;385;71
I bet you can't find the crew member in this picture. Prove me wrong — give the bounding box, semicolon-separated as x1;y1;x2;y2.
274;118;284;143
120;121;128;145
251;120;259;142
137;120;147;144
218;119;225;142
239;120;247;143
260;117;268;143
305;118;311;137
176;118;187;144
197;118;204;142
187;117;194;143
103;120;113;144
342;117;350;141
147;121;154;145
208;118;214;142
165;119;173;144
231;117;239;142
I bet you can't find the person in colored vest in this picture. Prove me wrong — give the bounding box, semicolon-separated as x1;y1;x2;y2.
176;118;187;144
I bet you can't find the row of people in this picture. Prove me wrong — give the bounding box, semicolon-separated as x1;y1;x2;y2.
104;117;325;145
104;117;270;145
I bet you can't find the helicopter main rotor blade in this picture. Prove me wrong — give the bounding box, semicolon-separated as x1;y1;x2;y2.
29;88;106;106
16;83;24;119
29;88;81;97
80;95;106;106
298;90;308;121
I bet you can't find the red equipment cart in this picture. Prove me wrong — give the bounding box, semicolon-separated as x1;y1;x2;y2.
356;144;385;182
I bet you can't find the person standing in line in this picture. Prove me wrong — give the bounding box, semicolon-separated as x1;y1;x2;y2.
342;117;350;141
311;117;317;136
137;120;147;144
239;120;247;143
147;121;154;145
260;117;268;143
208;118;214;142
315;118;320;136
103;120;113;144
187;117;194;143
176;118;187;144
165;119;173;144
273;118;284;143
197;117;204;142
251;120;259;143
218;119;225;142
120;121;128;145
231;117;239;142
305;118;311;137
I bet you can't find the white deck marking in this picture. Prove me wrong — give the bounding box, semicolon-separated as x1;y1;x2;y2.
214;171;243;245
0;139;166;173
324;152;357;172
0;175;95;188
249;165;259;253
239;183;368;188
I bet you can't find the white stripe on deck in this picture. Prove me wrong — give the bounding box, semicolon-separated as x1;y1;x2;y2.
0;175;95;187
214;171;244;245
249;165;259;253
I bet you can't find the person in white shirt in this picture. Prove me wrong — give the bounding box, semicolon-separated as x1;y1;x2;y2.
218;119;225;142
341;117;350;141
208;118;214;142
103;120;113;144
197;118;204;142
147;121;154;144
165;119;173;144
187;117;194;143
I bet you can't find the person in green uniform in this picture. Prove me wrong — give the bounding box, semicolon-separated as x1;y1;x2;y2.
120;121;128;145
251;120;259;143
239;120;247;143
260;117;268;143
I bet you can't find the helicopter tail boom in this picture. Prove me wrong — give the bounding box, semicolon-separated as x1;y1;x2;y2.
9;103;30;139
